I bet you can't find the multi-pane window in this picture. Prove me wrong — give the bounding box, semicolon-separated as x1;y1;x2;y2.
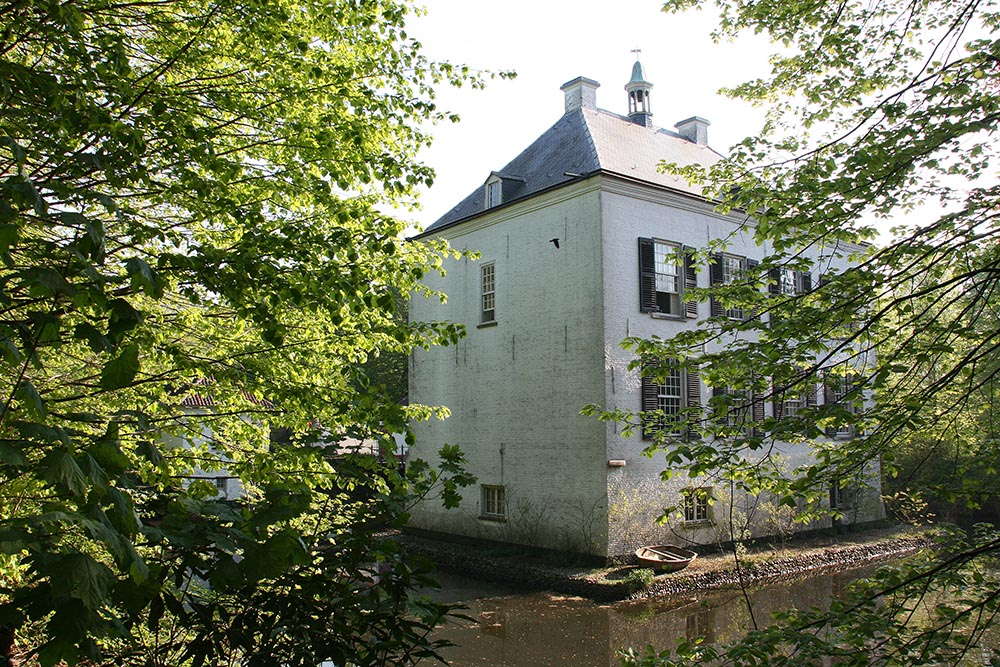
480;263;496;323
713;386;752;433
826;373;856;439
481;485;506;520
778;267;797;296
486;180;502;208
683;487;711;523
641;359;701;440
721;255;745;320
782;392;804;418
639;238;696;318
775;382;817;421
654;242;682;315
656;362;684;436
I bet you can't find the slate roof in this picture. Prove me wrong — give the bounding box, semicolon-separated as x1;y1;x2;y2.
421;106;724;235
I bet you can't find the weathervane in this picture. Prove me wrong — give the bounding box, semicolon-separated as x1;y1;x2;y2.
631;48;642;60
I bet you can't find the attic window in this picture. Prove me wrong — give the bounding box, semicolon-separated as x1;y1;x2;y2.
485;180;502;208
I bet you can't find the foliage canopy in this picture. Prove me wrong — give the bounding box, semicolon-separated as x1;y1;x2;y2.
0;0;486;665
606;0;1000;664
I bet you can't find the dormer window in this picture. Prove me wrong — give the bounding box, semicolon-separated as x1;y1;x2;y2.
485;179;502;208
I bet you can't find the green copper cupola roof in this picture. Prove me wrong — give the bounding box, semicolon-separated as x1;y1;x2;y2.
629;59;650;85
625;57;653;125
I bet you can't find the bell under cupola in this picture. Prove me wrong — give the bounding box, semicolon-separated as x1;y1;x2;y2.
625;54;653;127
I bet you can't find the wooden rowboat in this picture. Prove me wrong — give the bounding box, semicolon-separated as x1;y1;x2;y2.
635;545;697;572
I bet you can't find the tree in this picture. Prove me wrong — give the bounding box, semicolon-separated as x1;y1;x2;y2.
0;1;488;665
605;0;1000;664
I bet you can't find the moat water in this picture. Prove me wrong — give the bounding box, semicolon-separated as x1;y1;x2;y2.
420;566;875;667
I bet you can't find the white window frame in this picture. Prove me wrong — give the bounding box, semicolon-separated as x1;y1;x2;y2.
480;262;496;324
714;386;753;435
683;487;711;523
721;254;746;320
481;484;506;520
778;267;797;296
655;362;685;437
653;241;683;316
829;374;856;438
782;391;804;418
485;179;502;208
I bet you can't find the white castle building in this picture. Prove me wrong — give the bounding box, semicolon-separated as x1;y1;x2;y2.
407;62;884;558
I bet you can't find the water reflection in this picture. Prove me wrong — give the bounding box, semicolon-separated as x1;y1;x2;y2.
423;567;874;667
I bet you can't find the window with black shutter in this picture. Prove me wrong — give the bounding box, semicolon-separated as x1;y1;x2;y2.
641;360;701;440
773;381;818;419
711;385;762;436
770;267;813;296
638;238;698;318
710;253;751;320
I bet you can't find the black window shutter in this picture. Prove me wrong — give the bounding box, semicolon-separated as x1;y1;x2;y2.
709;253;724;317
823;373;838;438
685;367;701;440
751;388;765;437
683;246;698;318
640;362;658;440
769;268;781;295
772;382;784;419
745;258;760;321
712;387;728;417
638;238;657;313
806;381;818;407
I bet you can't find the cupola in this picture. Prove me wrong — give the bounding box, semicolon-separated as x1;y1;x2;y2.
625;57;653;127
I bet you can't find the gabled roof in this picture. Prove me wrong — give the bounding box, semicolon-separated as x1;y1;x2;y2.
421;107;724;235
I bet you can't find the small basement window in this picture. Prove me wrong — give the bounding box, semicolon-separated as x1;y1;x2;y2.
481;484;506;520
683;487;711;524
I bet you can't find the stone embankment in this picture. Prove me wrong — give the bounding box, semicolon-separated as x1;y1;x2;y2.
397;528;934;602
639;534;931;600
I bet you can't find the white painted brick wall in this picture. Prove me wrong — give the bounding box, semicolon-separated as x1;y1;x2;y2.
409;182;612;554
410;176;884;558
599;181;883;556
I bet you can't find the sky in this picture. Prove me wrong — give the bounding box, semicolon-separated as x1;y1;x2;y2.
403;0;776;230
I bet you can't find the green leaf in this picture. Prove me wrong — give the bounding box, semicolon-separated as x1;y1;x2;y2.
136;440;163;466
125;257;163;298
15;380;45;418
100;343;139;390
0;526;31;553
20;268;74;296
62;553;114;610
0;442;28;466
106;298;142;345
41;450;88;496
0;223;19;254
